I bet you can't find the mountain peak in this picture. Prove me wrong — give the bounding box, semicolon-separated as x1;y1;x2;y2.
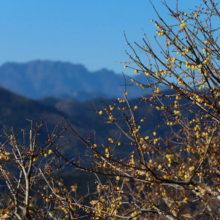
0;60;153;101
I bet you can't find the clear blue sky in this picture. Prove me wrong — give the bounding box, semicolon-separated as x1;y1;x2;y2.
0;0;199;74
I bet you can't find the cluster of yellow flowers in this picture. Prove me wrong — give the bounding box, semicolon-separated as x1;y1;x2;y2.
0;152;10;161
180;20;186;28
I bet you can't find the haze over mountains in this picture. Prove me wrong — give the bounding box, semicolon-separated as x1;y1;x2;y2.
0;85;178;150
0;60;154;101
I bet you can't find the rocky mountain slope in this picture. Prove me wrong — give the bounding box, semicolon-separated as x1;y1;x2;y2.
0;60;155;101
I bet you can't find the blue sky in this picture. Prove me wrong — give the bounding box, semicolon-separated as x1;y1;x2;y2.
0;0;199;75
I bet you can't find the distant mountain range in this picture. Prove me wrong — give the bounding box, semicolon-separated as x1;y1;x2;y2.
0;60;157;101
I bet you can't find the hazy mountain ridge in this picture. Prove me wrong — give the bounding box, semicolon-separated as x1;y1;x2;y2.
0;60;155;101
